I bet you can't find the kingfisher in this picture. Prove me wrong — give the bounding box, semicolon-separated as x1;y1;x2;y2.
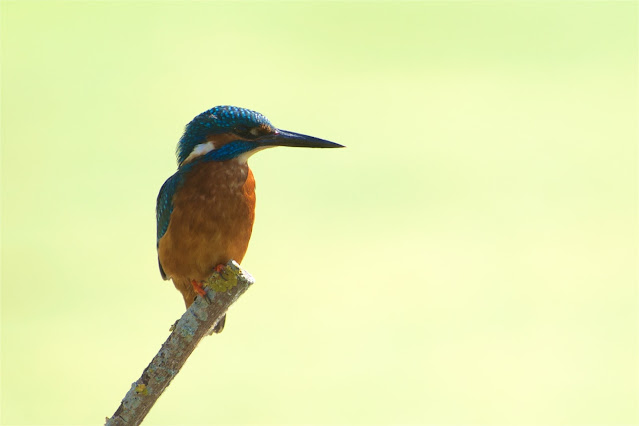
156;105;343;332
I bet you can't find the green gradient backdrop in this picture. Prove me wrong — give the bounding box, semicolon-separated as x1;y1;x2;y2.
1;1;637;424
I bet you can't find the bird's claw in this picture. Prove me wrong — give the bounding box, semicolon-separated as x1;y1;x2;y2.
215;264;227;278
213;264;229;281
191;280;211;304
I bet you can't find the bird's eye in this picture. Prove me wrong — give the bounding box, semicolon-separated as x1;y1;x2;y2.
233;125;267;139
233;125;259;139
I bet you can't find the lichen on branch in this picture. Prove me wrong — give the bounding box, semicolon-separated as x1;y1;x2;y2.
106;260;254;426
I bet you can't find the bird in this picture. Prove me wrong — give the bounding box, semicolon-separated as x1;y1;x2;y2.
156;105;343;333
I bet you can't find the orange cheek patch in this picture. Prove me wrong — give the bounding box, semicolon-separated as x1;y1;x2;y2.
205;133;239;149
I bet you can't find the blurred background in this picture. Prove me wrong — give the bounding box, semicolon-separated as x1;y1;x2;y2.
1;1;637;424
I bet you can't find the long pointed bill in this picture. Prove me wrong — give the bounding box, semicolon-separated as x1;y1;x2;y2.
259;129;344;149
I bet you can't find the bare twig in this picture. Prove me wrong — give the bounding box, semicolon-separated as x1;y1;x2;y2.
105;260;254;426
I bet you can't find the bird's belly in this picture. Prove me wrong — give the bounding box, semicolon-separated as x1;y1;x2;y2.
158;163;256;282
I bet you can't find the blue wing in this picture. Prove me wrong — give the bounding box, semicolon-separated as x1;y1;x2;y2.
156;171;184;279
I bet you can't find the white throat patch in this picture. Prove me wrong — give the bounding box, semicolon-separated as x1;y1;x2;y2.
236;146;270;164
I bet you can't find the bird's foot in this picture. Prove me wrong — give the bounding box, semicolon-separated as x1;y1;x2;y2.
191;279;207;297
191;279;211;304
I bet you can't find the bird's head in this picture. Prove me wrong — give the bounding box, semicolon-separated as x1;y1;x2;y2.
176;105;343;167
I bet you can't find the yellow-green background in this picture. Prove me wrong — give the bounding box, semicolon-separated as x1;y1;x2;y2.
1;1;637;424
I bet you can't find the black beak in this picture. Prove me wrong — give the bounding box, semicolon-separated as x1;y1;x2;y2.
259;129;344;149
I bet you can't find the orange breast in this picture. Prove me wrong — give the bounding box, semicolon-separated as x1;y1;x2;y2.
158;161;256;285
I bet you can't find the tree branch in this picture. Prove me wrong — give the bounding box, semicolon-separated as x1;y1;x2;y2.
105;260;254;426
